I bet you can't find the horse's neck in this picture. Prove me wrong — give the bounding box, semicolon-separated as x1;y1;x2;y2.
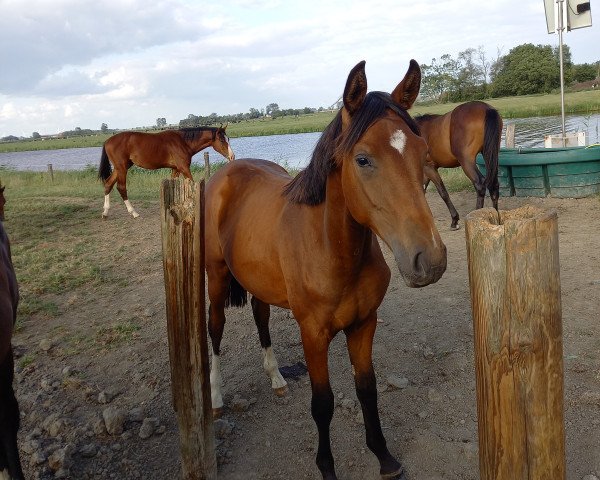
185;130;214;154
323;171;371;259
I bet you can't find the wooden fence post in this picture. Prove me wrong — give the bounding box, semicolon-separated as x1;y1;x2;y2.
160;178;217;480
203;151;210;181
47;164;54;182
505;124;516;148
465;205;565;480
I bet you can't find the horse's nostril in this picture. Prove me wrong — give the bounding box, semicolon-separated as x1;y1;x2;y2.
412;251;423;274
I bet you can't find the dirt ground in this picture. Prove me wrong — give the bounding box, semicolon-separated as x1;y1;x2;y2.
11;189;600;480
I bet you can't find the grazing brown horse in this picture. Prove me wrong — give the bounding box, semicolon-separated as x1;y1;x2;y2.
98;126;235;218
205;60;447;480
415;101;502;229
0;218;23;480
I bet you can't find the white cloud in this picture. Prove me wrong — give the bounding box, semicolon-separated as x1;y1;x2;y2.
0;0;598;137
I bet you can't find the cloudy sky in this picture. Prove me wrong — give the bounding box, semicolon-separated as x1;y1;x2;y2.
0;0;597;137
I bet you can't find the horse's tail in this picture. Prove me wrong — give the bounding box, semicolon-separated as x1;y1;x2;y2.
98;145;112;182
225;276;247;308
481;107;502;189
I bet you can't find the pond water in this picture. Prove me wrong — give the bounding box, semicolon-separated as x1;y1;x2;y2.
1;114;599;172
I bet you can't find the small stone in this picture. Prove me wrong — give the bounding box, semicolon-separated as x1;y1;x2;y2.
387;375;409;389
98;390;118;404
92;418;106;435
231;395;250;412
143;308;154;318
139;417;160;439
423;346;434;359
340;398;356;410
48;445;74;472
30;450;47;465
61;366;74;376
355;411;364;425
80;444;98;458
103;407;126;436
21;439;41;455
417;411;428;419
128;407;145;423
39;339;53;352
582;475;599;480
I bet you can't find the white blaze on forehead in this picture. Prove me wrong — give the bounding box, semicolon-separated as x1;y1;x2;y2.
390;129;407;156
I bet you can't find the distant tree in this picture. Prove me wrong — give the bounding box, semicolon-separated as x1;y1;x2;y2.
156;117;167;128
554;44;573;84
75;127;82;132
571;63;597;83
491;43;560;96
32;131;41;139
452;48;485;101
101;123;108;132
266;103;280;116
248;108;261;119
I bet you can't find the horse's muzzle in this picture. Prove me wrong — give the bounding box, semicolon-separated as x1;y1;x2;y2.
395;243;447;288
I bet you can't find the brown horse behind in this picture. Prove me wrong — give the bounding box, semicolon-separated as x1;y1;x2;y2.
415;101;502;229
205;61;447;480
0;210;23;479
98;126;234;218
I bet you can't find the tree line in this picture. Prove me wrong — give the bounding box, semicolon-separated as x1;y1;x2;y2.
420;43;598;103
175;103;326;128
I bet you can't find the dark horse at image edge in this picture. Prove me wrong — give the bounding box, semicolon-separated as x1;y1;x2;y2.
98;126;234;219
415;101;503;229
0;191;24;479
205;60;447;479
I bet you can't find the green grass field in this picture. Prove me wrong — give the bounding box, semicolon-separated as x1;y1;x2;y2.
1;90;599;153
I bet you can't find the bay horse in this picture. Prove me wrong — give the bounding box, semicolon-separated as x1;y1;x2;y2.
415;101;502;229
205;60;447;479
98;126;235;219
0;218;23;480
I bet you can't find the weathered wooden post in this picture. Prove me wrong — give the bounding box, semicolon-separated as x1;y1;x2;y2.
47;163;54;182
160;178;217;480
465;205;565;480
203;151;210;181
505;124;515;148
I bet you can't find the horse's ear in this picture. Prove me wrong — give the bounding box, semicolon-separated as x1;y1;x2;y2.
343;60;367;115
391;59;421;110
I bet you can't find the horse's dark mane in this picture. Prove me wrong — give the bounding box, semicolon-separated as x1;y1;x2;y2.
283;91;420;205
179;126;218;142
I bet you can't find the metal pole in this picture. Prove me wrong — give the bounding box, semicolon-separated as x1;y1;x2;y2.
557;0;566;147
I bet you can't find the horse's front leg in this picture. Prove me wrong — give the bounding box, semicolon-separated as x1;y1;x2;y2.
300;327;337;480
345;317;405;479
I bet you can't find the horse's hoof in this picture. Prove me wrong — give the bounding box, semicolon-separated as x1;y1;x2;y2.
273;385;289;397
102;214;108;221
450;224;461;231
381;466;406;480
212;407;224;419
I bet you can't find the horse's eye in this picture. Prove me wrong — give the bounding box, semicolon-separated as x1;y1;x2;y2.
356;156;371;168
